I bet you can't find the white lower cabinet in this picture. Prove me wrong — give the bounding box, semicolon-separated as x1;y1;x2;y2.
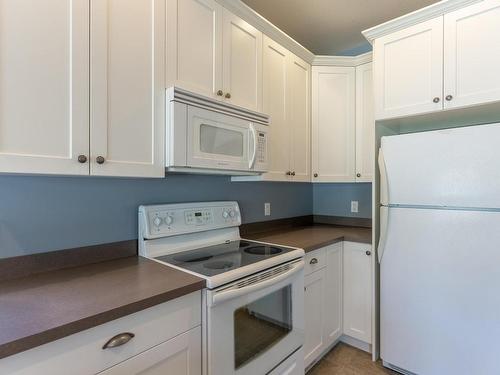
343;241;373;344
99;326;201;375
304;242;372;370
0;292;201;375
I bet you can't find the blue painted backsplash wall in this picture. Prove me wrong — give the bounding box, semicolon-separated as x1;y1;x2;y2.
313;183;372;218
0;175;312;258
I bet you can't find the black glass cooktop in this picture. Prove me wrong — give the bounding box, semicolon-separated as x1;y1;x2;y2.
155;239;293;277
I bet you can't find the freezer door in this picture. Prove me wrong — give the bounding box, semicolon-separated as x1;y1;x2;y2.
380;207;500;375
380;123;500;208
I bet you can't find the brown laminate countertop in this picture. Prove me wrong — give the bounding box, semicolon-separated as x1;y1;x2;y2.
0;256;205;360
246;224;372;252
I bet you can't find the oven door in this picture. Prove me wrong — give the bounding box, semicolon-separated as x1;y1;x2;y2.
205;259;304;375
187;106;257;172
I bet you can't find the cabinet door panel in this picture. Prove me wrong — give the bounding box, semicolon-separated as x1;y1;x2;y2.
0;0;89;175
99;326;201;375
223;9;262;111
312;66;355;182
444;0;500;109
355;63;374;182
304;269;325;369
323;243;343;347
91;0;165;177
343;242;373;344
374;17;443;120
166;0;223;98
262;36;290;181
288;55;311;182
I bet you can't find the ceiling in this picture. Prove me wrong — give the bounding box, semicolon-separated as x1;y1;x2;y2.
241;0;440;55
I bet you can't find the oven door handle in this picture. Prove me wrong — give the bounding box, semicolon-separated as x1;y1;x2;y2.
211;260;304;306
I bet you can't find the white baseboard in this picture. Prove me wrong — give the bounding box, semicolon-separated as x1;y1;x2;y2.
340;335;372;353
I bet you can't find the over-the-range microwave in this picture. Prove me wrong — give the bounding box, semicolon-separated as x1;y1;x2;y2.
165;87;270;175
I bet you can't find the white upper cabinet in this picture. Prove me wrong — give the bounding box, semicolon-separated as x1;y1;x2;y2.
262;36;290;180
90;0;165;177
288;54;311;182
355;63;374;182
0;0;89;175
166;0;222;99
373;17;444;120
312;66;356;183
222;9;263;111
167;2;262;112
343;242;373;344
444;0;500;109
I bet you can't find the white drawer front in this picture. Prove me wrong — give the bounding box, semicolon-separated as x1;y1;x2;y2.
304;248;326;275
1;291;201;375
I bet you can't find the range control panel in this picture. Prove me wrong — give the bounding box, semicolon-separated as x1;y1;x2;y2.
139;201;241;239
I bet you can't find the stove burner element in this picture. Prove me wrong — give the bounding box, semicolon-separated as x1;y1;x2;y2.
238;241;252;247
244;246;283;255
204;260;234;270
174;254;213;263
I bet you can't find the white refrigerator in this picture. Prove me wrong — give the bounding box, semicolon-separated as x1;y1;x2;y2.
378;123;500;375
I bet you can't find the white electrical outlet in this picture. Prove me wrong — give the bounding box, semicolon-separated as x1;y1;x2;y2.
351;201;359;213
264;202;271;216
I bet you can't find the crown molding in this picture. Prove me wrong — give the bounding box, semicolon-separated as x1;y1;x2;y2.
312;52;372;67
217;0;315;64
362;0;483;43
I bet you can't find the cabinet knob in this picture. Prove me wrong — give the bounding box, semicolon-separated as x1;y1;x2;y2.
313;173;318;178
433;97;440;103
286;171;291;176
225;92;231;99
96;156;105;164
445;95;453;101
356;173;361;178
291;171;296;176
102;332;135;349
309;258;318;265
77;155;87;163
366;250;371;256
216;90;223;96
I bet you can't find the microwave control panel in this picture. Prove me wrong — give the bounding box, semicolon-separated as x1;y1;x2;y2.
257;132;267;163
140;201;241;239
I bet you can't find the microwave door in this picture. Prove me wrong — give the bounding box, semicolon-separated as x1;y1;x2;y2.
187;107;250;171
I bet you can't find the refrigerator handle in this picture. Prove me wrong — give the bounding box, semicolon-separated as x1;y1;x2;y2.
378;148;389;206
378;206;389;264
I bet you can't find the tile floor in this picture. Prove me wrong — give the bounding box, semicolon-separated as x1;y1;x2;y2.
307;343;399;375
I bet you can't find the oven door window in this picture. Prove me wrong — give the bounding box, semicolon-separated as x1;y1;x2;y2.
234;285;292;370
200;124;244;157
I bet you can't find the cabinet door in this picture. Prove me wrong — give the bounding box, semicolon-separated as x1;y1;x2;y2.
288;55;311;182
166;0;223;98
99;326;201;375
304;269;325;369
90;0;165;177
323;243;343;348
444;0;500;109
343;242;373;344
222;9;262;111
373;17;443;120
0;0;89;175
355;63;374;183
312;66;355;183
262;36;291;181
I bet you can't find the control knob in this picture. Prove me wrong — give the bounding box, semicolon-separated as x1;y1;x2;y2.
153;217;162;227
229;210;235;218
165;216;173;225
222;211;229;218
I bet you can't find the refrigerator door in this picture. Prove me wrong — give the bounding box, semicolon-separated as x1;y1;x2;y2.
380;207;500;375
380;123;500;208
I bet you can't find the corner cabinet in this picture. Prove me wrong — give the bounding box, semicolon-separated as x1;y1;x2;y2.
373;0;500;121
311;63;374;183
0;0;165;177
166;0;263;112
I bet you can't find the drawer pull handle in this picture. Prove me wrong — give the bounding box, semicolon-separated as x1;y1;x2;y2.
102;332;135;349
309;258;318;265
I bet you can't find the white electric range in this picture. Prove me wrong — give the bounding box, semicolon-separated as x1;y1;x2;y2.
138;201;305;375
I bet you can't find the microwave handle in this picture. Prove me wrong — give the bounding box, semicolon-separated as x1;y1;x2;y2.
249;124;257;169
211;260;304;306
